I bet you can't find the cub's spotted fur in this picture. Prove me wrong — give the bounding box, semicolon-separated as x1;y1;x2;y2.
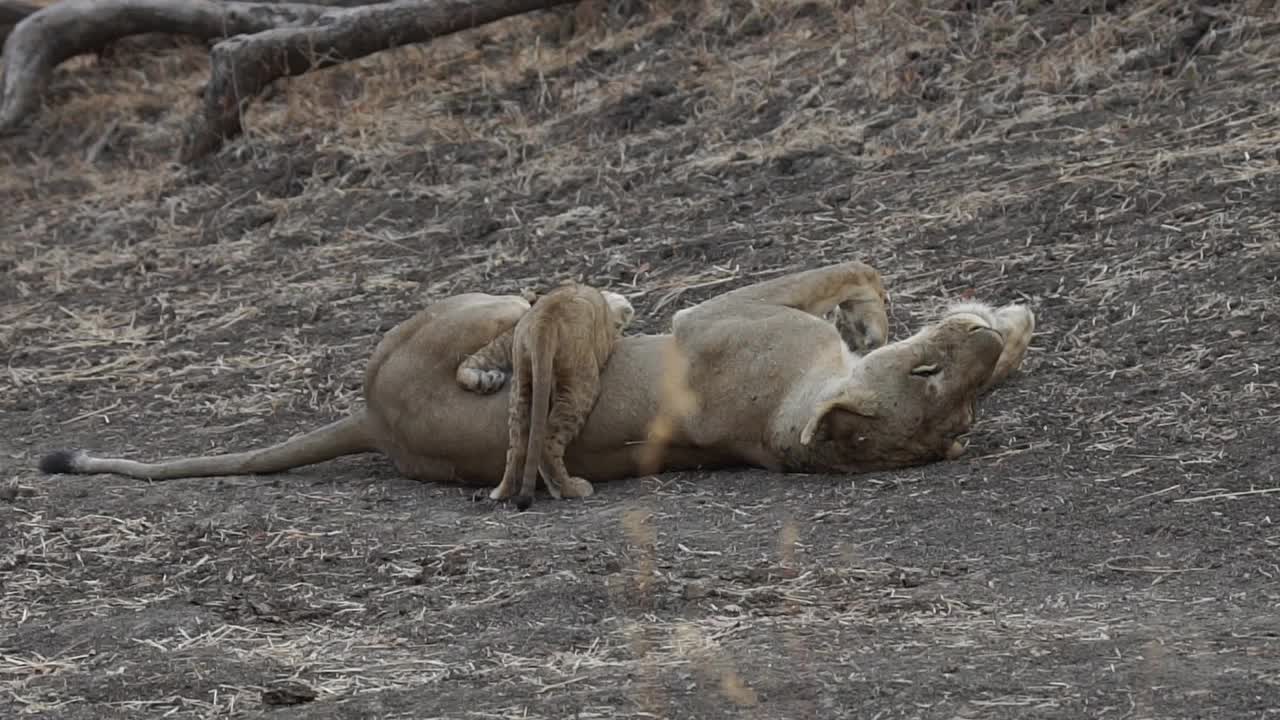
459;282;633;509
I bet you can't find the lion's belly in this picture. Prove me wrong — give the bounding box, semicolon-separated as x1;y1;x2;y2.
565;336;749;478
376;378;514;485
372;333;725;485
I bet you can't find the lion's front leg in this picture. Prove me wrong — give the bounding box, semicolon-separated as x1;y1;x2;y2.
936;301;1036;394
673;261;890;351
708;261;885;315
980;304;1036;393
835;296;889;353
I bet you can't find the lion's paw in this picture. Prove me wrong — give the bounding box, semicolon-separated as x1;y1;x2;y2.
995;304;1035;344
835;300;889;353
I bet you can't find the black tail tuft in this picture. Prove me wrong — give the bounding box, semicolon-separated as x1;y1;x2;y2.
515;494;534;512
38;449;82;474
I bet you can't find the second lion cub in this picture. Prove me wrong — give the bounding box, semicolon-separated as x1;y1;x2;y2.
462;282;634;510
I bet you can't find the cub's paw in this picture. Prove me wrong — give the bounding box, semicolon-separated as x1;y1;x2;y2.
488;481;516;501
560;476;595;499
457;367;509;394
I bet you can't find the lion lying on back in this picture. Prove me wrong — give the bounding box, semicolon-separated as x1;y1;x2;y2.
455;282;634;509
37;261;1036;492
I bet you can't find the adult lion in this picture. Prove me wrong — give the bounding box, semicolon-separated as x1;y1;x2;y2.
38;261;1034;485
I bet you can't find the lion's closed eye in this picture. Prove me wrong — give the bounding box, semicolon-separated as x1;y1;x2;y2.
910;364;940;377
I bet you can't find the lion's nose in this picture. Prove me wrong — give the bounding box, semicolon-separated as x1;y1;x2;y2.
859;321;885;349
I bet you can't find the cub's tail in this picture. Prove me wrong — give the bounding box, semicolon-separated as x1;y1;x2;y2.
516;324;556;511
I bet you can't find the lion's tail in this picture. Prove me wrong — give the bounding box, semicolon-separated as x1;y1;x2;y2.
38;411;374;481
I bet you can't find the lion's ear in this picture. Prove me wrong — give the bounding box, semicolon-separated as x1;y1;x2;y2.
799;387;879;446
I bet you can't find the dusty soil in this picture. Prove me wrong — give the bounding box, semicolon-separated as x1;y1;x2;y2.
3;0;1279;718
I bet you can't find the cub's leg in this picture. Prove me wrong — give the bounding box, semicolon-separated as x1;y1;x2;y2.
457;328;514;394
489;355;532;501
527;376;601;503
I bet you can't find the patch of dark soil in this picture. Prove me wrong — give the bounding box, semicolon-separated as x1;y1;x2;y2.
699;0;783;47
571;20;683;77
386;140;508;180
587;80;702;139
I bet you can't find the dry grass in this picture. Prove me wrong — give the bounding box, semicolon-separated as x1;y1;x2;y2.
3;0;1280;717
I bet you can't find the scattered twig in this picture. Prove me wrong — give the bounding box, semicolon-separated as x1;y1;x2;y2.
1174;486;1280;504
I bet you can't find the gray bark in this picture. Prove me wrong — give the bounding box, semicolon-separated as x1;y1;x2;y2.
0;1;38;51
0;0;349;133
180;0;579;162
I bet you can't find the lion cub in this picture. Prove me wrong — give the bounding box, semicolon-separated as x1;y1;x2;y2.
458;282;634;510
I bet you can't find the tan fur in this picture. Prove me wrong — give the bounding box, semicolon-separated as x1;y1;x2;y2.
478;282;634;509
37;262;1035;490
454;289;540;394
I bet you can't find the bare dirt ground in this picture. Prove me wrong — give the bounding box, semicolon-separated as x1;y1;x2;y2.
3;0;1280;717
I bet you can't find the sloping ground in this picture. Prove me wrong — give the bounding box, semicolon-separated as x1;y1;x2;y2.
2;0;1279;717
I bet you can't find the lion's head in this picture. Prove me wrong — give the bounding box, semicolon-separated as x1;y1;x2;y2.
797;301;1030;472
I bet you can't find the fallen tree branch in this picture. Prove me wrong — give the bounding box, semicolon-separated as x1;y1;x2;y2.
181;0;579;162
0;1;37;51
0;0;389;133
